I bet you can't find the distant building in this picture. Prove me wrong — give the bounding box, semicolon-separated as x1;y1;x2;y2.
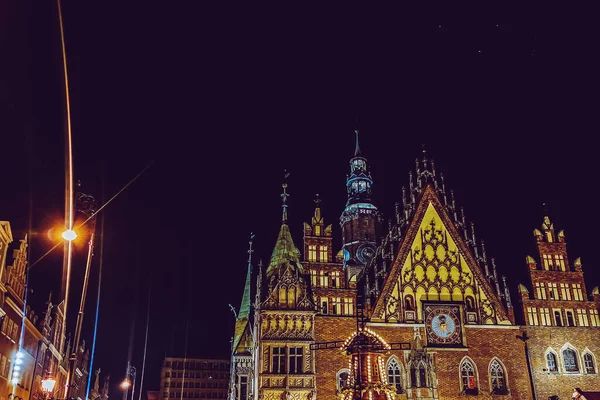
160;358;229;400
228;134;600;400
147;390;160;400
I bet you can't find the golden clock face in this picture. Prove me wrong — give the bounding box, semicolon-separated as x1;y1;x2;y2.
424;303;462;346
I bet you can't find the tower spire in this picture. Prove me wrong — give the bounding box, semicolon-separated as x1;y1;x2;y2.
354;129;362;157
281;170;290;224
238;233;254;321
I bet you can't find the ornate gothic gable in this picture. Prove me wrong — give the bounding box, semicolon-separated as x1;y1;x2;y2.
263;264;314;311
372;185;509;324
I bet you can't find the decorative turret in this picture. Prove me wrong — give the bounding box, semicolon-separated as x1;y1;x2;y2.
340;131;381;283
263;177;313;311
303;194;333;263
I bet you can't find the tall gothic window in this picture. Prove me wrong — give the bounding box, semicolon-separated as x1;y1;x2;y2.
272;347;286;374
584;353;596;374
562;348;579;372
460;359;477;393
546;352;558;372
308;245;317;262
289;347;303;374
490;360;507;394
387;358;403;393
319;246;328;262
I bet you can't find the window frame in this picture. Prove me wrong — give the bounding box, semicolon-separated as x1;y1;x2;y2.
545;349;559;373
489;358;508;395
459;357;478;394
561;347;580;373
386;357;404;394
582;351;597;374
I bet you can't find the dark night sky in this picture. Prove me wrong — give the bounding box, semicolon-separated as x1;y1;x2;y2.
1;2;598;398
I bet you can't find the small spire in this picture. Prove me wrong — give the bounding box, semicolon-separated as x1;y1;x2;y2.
354;129;362;157
314;193;322;208
281;170;290;223
502;275;513;308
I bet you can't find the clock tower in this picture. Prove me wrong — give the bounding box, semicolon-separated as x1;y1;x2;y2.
339;131;381;285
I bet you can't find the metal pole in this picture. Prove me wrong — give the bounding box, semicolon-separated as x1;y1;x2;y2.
138;277;152;400
122;361;130;400
130;367;137;400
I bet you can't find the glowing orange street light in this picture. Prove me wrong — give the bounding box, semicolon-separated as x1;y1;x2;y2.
61;229;77;241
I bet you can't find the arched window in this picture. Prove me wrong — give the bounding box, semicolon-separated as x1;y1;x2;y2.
460;359;477;394
336;369;351;391
583;353;596;374
546;352;558;373
387;358;403;393
490;359;508;394
562;348;579;372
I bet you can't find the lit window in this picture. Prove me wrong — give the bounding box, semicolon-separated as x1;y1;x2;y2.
535;282;547;300
540;308;551;326
308;245;317;262
562;349;579;372
314;225;321;236
319;271;329;288
331;271;340;288
577;309;589;327
460;359;477;392
560;283;571;300
555;254;565;271
319;246;328;262
490;360;507;394
527;307;539;326
549;283;559;299
543;254;553;270
387;359;403;393
590;310;600;327
573;284;584;301
546;352;558;372
310;270;317;287
343;298;354;315
331;298;342;315
584;353;596;374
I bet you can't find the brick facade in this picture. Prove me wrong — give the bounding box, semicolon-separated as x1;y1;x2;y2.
230;145;600;400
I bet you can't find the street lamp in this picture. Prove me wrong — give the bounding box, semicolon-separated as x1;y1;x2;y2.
41;376;57;400
120;362;137;400
61;229;77;242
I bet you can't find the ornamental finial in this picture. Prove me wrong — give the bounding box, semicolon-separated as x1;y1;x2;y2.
354;129;362;157
281;171;290;223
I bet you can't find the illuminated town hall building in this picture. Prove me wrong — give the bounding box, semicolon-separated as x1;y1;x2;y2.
229;133;600;400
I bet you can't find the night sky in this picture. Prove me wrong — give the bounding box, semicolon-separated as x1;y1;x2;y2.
1;2;598;398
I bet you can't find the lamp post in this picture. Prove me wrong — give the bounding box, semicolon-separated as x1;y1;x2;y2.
120;362;137;400
66;189;98;400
